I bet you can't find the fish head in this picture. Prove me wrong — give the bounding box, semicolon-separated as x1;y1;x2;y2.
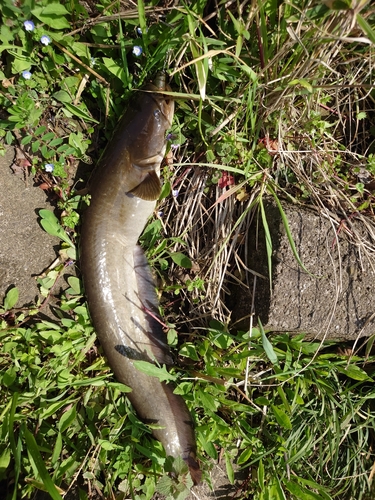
125;80;175;201
135;82;174;147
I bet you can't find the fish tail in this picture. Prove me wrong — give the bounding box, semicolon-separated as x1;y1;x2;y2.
184;455;202;485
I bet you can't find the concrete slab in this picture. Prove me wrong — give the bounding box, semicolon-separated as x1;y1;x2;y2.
0;146;60;308
231;199;375;341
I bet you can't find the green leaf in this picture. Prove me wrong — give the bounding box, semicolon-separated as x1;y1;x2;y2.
284;480;323;499
255;397;270;406
0;448;11;472
270;475;287;499
197;389;219;412
41;132;55;142
170;252;192;269
63;103;99;124
58;405;77;433
39;209;74;248
199;434;217;459
98;440;122;451
133;361;176;382
49;138;64;148
51;433;62;466
31;4;70;29
34;126;47;136
68;376;113;387
337;364;373;382
21;135;32;145
295;478;332;499
33;3;69;16
225;452;234;485
237;447;252;465
4;287;18;310
271;405;292;430
159;180;171;200
259;320;278;364
67;276;82;295
32;140;41;153
24;427;63;500
6;131;13;145
52;90;71;103
3;366;17;387
288;78;313;93
102;57;128;85
179;343;199;361
155;475;174;497
277;386;291;414
187;15;208;100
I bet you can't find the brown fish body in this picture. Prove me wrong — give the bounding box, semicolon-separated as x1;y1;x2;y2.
80;80;200;482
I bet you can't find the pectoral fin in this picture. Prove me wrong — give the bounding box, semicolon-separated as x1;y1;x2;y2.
130;170;161;201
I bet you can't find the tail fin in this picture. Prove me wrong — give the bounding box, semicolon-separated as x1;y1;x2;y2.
185;455;202;485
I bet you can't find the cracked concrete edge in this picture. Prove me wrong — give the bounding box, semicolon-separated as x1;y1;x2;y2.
231;199;375;341
0;146;63;309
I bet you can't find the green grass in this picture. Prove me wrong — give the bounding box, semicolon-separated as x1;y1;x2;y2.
1;0;375;499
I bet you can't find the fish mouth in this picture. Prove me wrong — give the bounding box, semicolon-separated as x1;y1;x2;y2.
151;95;174;128
143;80;174;127
132;152;165;172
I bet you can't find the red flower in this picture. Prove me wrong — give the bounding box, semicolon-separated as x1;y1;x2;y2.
218;171;235;189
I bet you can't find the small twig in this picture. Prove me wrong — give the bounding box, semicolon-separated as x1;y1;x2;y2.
141;304;170;330
53;40;110;87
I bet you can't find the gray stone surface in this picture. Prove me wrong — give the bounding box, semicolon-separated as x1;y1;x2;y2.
231;199;375;340
184;462;248;500
0;146;60;308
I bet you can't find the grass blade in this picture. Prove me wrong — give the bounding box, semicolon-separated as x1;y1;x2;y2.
268;186;313;276
356;14;375;44
259;319;278;365
137;0;148;46
8;393;20;500
258;196;273;293
117;20;130;87
23;427;64;500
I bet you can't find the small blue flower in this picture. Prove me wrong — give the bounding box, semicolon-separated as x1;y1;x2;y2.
157;210;164;217
171;143;180;151
167;133;178;141
45;163;54;173
22;70;32;80
137;27;143;35
40;35;51;46
132;45;143;57
23;20;35;31
90;57;96;68
172;189;179;197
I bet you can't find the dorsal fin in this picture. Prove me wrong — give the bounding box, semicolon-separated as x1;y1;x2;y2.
130;170;161;201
